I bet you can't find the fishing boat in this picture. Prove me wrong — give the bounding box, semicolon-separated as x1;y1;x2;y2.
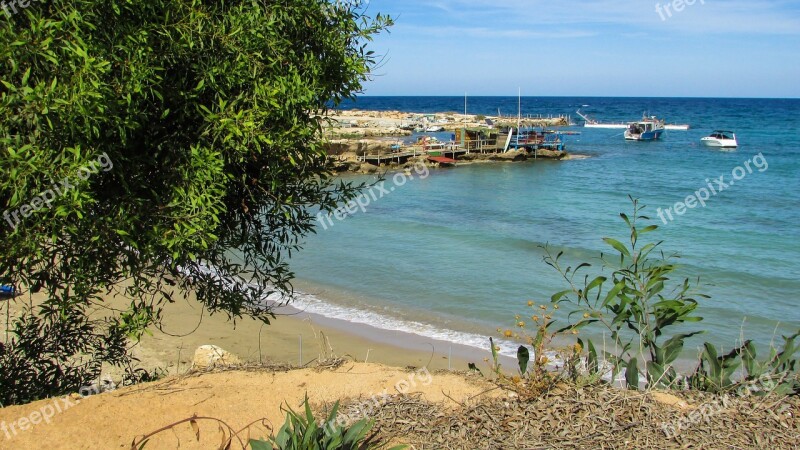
701;130;738;148
624;116;665;141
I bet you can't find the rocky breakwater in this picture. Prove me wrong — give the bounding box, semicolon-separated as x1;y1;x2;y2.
333;155;432;175
325;138;396;158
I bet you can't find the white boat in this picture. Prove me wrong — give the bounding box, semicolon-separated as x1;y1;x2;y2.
425;126;445;132
624;116;665;141
701;130;738;148
665;124;690;131
576;109;627;129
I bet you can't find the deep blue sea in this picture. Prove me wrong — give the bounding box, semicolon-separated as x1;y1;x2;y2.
287;96;800;362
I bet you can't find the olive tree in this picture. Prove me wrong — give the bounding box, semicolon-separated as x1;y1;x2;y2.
0;0;391;405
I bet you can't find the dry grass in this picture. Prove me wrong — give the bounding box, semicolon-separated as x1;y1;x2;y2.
359;383;800;449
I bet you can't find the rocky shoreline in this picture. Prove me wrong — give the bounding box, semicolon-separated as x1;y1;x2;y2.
322;109;582;174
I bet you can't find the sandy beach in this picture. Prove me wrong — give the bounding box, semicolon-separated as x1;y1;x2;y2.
118;289;499;377
0;288;507;448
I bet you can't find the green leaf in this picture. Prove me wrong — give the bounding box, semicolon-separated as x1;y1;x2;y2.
646;360;666;386
587;339;598;375
742;340;757;379
551;289;573;303
517;345;530;375
625;357;639;390
249;439;273;450
662;332;703;365
489;337;500;372
586;276;607;293
603;237;631;257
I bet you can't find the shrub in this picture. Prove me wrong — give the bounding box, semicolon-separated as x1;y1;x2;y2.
251;396;406;450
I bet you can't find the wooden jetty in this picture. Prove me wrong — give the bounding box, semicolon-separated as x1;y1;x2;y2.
356;131;510;165
355;127;570;165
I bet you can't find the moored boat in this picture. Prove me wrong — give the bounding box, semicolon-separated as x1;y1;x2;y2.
701;130;738;148
577;109;689;131
624;116;665;141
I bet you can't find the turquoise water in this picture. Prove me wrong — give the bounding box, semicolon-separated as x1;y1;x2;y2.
287;97;800;359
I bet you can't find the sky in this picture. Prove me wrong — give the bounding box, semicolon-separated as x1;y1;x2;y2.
360;0;800;97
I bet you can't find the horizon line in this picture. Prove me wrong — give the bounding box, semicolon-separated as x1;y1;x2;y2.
354;94;800;100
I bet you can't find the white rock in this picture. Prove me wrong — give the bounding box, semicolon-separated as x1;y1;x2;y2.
192;345;241;370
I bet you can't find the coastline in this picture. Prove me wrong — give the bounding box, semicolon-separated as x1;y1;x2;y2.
127;288;512;376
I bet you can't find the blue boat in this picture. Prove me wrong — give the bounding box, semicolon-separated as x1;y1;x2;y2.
624;116;665;141
0;284;16;297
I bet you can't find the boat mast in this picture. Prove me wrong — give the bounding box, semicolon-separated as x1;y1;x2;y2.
517;87;521;131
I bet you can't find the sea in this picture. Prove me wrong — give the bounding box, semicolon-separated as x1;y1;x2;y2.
285;96;800;363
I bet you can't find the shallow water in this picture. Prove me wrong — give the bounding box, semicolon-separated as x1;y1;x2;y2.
287;96;800;360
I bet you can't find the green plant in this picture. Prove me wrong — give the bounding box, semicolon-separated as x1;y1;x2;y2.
489;302;565;397
545;197;706;389
251;396;405;450
544;197;800;395
688;333;800;394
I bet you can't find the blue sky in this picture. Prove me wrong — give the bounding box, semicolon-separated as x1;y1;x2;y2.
361;0;800;97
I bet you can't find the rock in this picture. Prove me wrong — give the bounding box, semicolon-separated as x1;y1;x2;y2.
534;149;567;159
332;162;350;172
192;345;241;370
491;150;527;162
359;163;379;174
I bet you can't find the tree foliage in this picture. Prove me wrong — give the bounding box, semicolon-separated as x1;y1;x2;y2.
0;0;391;404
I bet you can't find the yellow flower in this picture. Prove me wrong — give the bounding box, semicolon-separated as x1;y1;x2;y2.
503;329;513;338
494;345;501;351
517;321;525;328
540;356;549;364
527;301;534;307
573;343;583;353
532;315;540;322
545;315;552;320
553;305;559;310
515;314;521;320
583;312;590;319
512;375;522;384
539;305;547;310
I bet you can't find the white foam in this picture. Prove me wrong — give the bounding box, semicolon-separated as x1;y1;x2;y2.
270;289;525;358
186;262;520;358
